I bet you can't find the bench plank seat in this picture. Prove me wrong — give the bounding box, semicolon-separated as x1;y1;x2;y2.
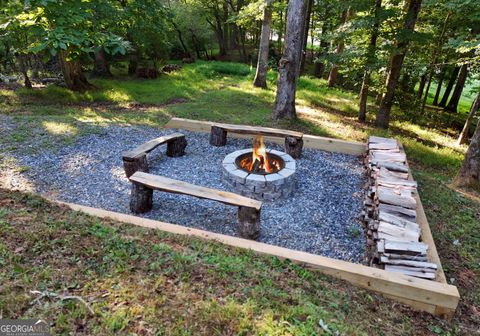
123;133;185;160
212;122;303;139
209;123;304;158
130;172;262;210
129;172;262;239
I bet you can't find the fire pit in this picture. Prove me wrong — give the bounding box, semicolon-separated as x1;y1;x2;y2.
222;136;296;201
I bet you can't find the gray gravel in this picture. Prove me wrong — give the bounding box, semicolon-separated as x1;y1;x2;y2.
1;122;367;262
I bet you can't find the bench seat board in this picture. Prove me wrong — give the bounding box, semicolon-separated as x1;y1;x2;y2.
123;133;185;160
130;172;262;210
212;122;303;139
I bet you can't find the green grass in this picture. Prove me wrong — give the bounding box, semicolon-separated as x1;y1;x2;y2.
1;60;479;334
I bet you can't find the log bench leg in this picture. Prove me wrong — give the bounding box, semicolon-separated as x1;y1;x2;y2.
210;126;227;146
123;154;149;178
130;182;153;213
166;136;187;157
237;206;260;239
285;136;303;159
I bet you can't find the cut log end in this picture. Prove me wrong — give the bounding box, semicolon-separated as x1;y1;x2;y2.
285;136;303;159
123;154;149;178
166;136;187;157
237;206;260;240
130;182;153;213
210;126;228;146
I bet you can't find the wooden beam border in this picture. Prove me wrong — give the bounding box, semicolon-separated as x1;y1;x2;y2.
165;117;366;155
55;201;459;318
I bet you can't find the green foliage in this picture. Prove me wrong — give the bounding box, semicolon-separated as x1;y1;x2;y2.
196;61;252;76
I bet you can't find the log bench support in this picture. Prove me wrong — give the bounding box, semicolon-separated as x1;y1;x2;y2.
129;172;262;240
209;123;304;158
285;136;303;159
122;133;187;178
237;206;260;239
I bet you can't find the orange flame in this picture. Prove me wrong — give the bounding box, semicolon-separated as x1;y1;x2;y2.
248;135;273;173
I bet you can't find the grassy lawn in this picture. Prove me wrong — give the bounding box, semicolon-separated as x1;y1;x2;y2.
1;61;479;334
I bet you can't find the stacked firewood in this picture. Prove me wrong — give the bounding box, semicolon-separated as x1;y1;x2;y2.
362;136;438;280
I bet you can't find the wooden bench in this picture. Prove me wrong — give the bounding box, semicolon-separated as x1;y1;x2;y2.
209;123;304;158
129;172;262;239
122;133;187;178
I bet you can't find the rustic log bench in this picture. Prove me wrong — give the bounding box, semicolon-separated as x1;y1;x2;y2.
209;123;304;158
122;133;187;178
129;171;262;239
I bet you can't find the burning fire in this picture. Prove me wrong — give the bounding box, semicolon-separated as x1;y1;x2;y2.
239;135;281;174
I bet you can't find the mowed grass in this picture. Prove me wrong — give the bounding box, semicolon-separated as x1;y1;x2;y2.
1;60;479;334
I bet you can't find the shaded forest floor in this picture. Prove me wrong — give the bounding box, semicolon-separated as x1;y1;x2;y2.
1;61;479;335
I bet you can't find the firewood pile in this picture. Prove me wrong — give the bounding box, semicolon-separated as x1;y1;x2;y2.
362;136;438;280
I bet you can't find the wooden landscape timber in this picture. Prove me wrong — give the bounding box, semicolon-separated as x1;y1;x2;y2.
54;200;459;317
165;117;366;155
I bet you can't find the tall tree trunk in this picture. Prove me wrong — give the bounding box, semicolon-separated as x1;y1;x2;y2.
454;105;480;189
299;0;313;75
92;49;112;77
421;12;451;112
328;8;351;87
458;92;480;145
272;0;307;120
277;7;283;54
417;74;426;99
376;0;422;128
58;50;93;92
253;0;272;88
16;55;32;89
439;66;460;107
314;21;329;78
445;63;468;113
433;66;446;105
359;0;382;122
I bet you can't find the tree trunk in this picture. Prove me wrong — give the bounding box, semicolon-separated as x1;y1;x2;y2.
299;0;313;75
417;74;426;99
458;92;480;145
128;53;138;75
439;66;459;107
444;63;468;113
314;21;329;78
16;55;32;89
358;0;382;122
253;1;272;89
454;105;480;189
272;0;307;120
58;51;93;92
433;66;446;105
277;7;283;55
92;49;112;77
376;0;422;128
328;8;351;87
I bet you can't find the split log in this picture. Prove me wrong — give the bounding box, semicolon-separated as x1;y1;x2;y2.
378;212;419;232
381;253;428;261
379;256;437;270
375;186;416;209
377;203;416;221
375;161;409;173
384;240;428;255
384;265;436;279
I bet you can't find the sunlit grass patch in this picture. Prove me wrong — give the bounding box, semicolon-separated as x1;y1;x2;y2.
42;121;78;136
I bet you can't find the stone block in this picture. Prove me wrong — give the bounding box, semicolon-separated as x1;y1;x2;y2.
246;174;266;187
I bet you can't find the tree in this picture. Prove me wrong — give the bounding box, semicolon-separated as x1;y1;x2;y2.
253;0;272;88
444;63;468;113
358;0;382;122
376;0;422;128
4;0;130;91
327;8;351;87
458;92;480;145
272;0;307;120
439;66;460;107
454;103;480;189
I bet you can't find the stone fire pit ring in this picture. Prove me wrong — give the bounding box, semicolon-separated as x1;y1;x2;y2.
222;149;296;201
